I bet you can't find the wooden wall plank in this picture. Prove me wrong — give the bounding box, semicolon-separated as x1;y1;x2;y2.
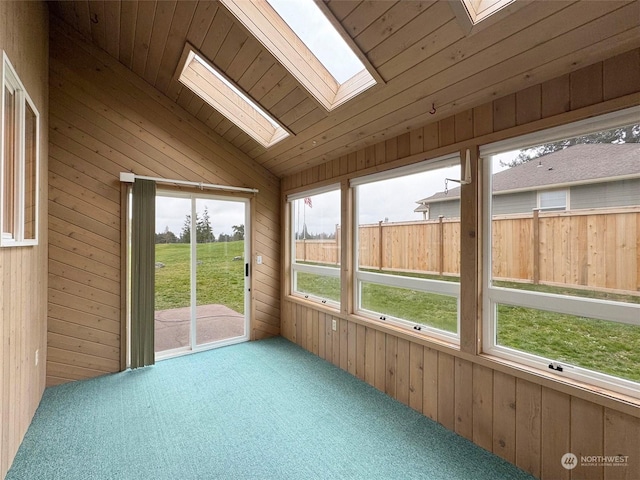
385;335;398;398
516;85;542;126
541;388;571;480
374;330;386;392
396;338;410;406
408;342;423;413
347;320;356;375
472;363;493;451
515;379;542;478
422;346;438;421
438;116;456;147
354;324;365;380
493;93;516;132
603;48;640;101
493;371;517;463
571;62;604;111
571;397;605;480
454;110;474;142
364;326;376;386
455;358;473;440
473;103;493;137
541;74;571;118
604;408;640;480
437;352;455;430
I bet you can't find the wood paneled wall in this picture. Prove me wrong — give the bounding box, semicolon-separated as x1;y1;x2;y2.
281;304;640;480
47;18;281;386
0;2;49;478
281;49;640;480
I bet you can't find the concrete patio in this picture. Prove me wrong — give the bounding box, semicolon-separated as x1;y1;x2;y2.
155;304;245;353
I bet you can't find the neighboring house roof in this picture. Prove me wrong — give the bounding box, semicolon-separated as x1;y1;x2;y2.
415;143;640;210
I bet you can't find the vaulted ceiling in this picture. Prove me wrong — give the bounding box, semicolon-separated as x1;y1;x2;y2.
49;1;640;177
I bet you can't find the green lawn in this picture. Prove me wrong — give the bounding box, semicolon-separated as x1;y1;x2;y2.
296;270;640;382
155;247;639;382
155;242;245;313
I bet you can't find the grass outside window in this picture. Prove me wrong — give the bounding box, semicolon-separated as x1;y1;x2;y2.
155;244;639;383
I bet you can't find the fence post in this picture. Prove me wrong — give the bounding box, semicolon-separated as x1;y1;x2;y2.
533;209;539;285
439;215;444;276
378;220;383;270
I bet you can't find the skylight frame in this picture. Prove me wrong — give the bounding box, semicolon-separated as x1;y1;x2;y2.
177;46;290;149
219;0;381;112
450;0;521;35
462;0;516;25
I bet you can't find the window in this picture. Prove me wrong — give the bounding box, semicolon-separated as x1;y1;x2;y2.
1;52;38;246
220;0;377;111
483;108;640;399
289;186;341;307
352;156;461;343
537;189;567;211
178;48;289;148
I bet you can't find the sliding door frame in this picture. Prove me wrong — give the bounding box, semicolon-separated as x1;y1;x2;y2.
123;187;253;368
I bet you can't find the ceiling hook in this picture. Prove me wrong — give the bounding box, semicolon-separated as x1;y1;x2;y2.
429;103;436;115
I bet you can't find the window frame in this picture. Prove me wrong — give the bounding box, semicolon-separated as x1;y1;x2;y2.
288;184;342;309
219;0;379;112
1;52;39;247
351;155;462;344
481;106;640;399
537;188;568;211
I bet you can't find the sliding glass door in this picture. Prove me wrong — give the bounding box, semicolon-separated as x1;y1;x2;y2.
154;191;250;359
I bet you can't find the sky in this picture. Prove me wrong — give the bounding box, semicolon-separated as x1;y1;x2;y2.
267;0;364;83
291;150;518;236
155;151;519;237
155;195;246;238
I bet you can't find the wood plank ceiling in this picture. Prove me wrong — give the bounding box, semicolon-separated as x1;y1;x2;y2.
49;1;640;177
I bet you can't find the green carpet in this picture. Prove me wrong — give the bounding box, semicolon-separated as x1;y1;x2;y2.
8;337;535;479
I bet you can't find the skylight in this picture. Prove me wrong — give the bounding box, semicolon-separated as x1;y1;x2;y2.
266;0;362;84
220;0;378;111
461;0;516;24
178;49;289;148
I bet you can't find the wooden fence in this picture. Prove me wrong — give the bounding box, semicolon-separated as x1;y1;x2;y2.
295;207;640;294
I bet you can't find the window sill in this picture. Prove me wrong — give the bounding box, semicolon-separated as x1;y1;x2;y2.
478;352;640;417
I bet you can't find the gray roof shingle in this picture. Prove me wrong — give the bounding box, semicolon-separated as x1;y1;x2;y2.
416;143;640;206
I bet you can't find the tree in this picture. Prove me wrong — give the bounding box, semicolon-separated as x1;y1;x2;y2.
180;209;216;243
197;207;215;243
501;124;640;167
232;224;244;241
218;233;231;242
180;215;191;243
155;226;178;244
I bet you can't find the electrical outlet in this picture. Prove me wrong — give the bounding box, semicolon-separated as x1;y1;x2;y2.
35;349;39;366
332;319;337;331
256;255;263;265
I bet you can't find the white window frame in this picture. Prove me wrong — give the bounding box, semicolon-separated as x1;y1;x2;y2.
351;155;461;344
537;188;568;211
1;52;39;247
482;106;640;399
288;184;341;309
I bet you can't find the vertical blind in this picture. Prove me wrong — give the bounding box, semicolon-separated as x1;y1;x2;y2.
130;179;156;368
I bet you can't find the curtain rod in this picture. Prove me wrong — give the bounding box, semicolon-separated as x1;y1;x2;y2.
119;172;258;194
